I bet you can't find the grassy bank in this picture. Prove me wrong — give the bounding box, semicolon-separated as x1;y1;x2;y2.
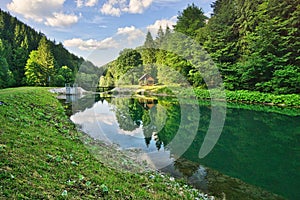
133;85;300;107
183;88;300;107
0;87;207;199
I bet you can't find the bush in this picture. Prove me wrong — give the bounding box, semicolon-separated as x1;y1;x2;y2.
194;88;300;107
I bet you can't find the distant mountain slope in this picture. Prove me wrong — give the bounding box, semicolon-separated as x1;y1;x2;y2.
0;9;101;88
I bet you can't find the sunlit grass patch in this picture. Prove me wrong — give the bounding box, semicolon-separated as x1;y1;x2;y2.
0;87;209;199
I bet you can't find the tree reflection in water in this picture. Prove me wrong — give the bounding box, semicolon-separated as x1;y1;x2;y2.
72;95;299;199
108;96;300;199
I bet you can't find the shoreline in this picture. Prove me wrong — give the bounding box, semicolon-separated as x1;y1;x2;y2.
0;87;214;199
110;86;300;108
66;89;288;200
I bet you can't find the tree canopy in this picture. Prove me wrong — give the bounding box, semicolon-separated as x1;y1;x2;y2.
0;8;99;89
174;3;207;38
2;1;299;95
101;1;299;94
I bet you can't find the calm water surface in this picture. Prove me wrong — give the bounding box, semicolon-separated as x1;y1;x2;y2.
70;95;300;199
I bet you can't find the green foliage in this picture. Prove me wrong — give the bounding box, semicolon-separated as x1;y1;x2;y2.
11;46;28;84
112;98;141;131
24;37;55;86
0;9;90;88
53;66;74;86
117;49;142;71
75;72;99;90
74;60;104;90
101;49;142;86
151;86;174;96
194;0;300;94
0;57;15;88
174;3;207;38
193;88;300;107
142;31;156;65
269;65;300;94
99;73;114;87
103;0;300;95
0;87;206;199
203;0;239;65
24;50;41;86
155;26;165;47
0;40;15;88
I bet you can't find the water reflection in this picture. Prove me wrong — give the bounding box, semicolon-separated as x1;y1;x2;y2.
70;95;300;199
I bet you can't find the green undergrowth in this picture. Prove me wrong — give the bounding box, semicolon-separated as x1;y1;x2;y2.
139;86;300;116
115;85;300;116
194;88;300;107
0;87;206;199
147;86;300;107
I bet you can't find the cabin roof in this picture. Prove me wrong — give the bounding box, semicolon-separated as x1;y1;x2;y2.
138;73;153;81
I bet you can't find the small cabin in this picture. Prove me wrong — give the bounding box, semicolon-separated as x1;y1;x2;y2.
138;74;155;86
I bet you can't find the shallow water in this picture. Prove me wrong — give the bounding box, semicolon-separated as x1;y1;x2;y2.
70;95;300;199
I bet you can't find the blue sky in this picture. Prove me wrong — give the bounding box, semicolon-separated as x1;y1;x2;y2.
0;0;214;66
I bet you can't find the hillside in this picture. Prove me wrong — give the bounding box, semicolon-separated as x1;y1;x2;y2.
101;0;300;95
0;87;211;199
0;9;100;89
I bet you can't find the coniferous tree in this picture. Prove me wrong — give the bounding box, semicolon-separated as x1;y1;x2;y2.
165;25;171;37
0;9;94;88
142;31;157;77
174;3;207;38
25;37;55;86
24;50;40;86
142;31;156;65
155;26;165;47
37;37;55;86
0;57;15;88
98;1;300;94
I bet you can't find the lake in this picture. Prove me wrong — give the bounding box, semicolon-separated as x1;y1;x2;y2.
69;94;300;199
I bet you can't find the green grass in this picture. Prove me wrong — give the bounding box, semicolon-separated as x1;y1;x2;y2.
129;85;300;108
0;87;205;199
224;90;300;106
154;87;300;108
193;88;300;107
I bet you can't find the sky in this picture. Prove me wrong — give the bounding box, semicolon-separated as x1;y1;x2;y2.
0;0;214;66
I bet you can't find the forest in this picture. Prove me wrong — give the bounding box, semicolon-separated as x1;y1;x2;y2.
0;8;100;89
1;0;299;95
101;0;300;95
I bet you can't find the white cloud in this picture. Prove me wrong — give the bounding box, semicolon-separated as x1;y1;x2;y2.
126;0;152;14
100;0;153;16
7;0;65;22
45;12;79;27
117;26;145;42
86;15;105;24
76;0;84;7
63;37;119;50
7;0;80;27
153;0;180;4
147;16;177;36
76;0;98;7
85;0;98;7
117;26;136;35
100;2;122;16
